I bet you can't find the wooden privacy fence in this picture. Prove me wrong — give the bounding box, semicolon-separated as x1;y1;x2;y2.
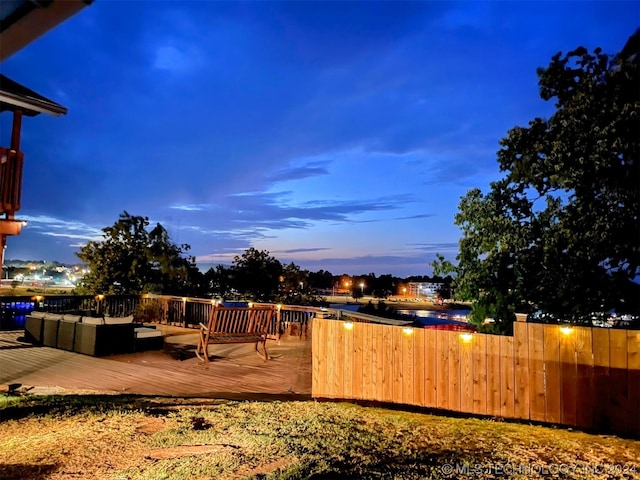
312;319;640;438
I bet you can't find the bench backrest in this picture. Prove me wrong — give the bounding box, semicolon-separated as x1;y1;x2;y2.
207;306;275;336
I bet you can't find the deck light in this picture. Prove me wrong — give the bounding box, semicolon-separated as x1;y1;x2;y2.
460;332;474;343
402;327;414;335
96;294;104;301
343;321;354;330
182;297;187;302
248;302;253;308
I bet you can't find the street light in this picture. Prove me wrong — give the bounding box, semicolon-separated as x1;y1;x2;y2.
360;282;365;295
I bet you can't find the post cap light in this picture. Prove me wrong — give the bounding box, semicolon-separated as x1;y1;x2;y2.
560;326;573;335
344;321;354;330
460;332;474;343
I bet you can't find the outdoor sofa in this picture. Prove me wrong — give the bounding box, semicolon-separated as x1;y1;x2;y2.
24;311;164;356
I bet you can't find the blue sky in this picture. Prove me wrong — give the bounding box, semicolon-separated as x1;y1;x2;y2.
1;1;638;276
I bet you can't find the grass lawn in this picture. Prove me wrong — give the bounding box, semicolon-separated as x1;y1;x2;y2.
0;395;638;479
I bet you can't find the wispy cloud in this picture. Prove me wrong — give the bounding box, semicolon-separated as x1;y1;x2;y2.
266;162;330;183
169;204;212;212
20;215;103;241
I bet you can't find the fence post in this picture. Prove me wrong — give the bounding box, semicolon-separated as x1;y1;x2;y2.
515;313;528;323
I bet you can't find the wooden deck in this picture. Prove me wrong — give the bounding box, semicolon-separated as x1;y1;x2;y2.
0;325;312;400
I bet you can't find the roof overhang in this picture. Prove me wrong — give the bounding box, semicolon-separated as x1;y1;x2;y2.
0;0;93;62
0;74;67;116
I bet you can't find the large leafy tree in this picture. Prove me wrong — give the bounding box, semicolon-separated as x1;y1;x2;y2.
231;248;283;301
453;31;639;333
77;212;200;295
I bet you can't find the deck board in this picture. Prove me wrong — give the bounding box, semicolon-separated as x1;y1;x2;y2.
0;326;312;399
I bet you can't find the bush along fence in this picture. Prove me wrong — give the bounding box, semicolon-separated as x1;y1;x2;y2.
311;318;640;438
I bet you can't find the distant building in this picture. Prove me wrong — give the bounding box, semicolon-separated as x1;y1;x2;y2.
407;282;443;298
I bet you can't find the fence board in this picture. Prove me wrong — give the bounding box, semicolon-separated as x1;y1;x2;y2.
574;327;594;431
332;320;345;398
425;329;437;407
528;323;546;422
413;329;426;407
374;324;384;401
311;318;323;397
513;322;530;420
325;319;338;398
473;334;487;415
486;335;501;417
392;327;403;403
382;325;394;403
343;324;354;398
543;325;561;424
436;330;450;410
362;322;373;401
459;333;474;413
352;323;364;399
559;327;577;427
627;331;640;439
448;331;461;412
402;329;415;405
591;328;610;432
608;329;628;436
500;335;515;418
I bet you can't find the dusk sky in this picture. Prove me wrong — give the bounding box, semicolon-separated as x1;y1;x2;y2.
1;1;638;277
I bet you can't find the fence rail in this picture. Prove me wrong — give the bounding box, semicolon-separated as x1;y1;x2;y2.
312;318;640;438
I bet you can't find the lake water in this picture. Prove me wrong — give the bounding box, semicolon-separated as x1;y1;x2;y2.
330;304;471;326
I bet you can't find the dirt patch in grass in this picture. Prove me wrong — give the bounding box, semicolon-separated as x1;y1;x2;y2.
0;395;639;479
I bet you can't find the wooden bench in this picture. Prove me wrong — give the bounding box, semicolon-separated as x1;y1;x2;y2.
195;306;276;362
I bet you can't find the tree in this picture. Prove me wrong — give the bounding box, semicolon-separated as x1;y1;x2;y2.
204;264;233;298
76;212;198;295
231;248;283;301
453;31;640;333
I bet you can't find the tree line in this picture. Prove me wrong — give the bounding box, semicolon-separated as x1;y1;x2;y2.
76;212;451;304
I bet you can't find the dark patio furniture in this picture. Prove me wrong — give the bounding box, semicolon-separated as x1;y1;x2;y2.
24;311;46;344
56;315;82;351
73;319;136;357
42;314;62;347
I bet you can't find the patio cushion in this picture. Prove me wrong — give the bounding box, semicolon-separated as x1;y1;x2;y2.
104;315;134;325
62;314;82;322
81;317;105;325
134;327;164;351
29;311;48;319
